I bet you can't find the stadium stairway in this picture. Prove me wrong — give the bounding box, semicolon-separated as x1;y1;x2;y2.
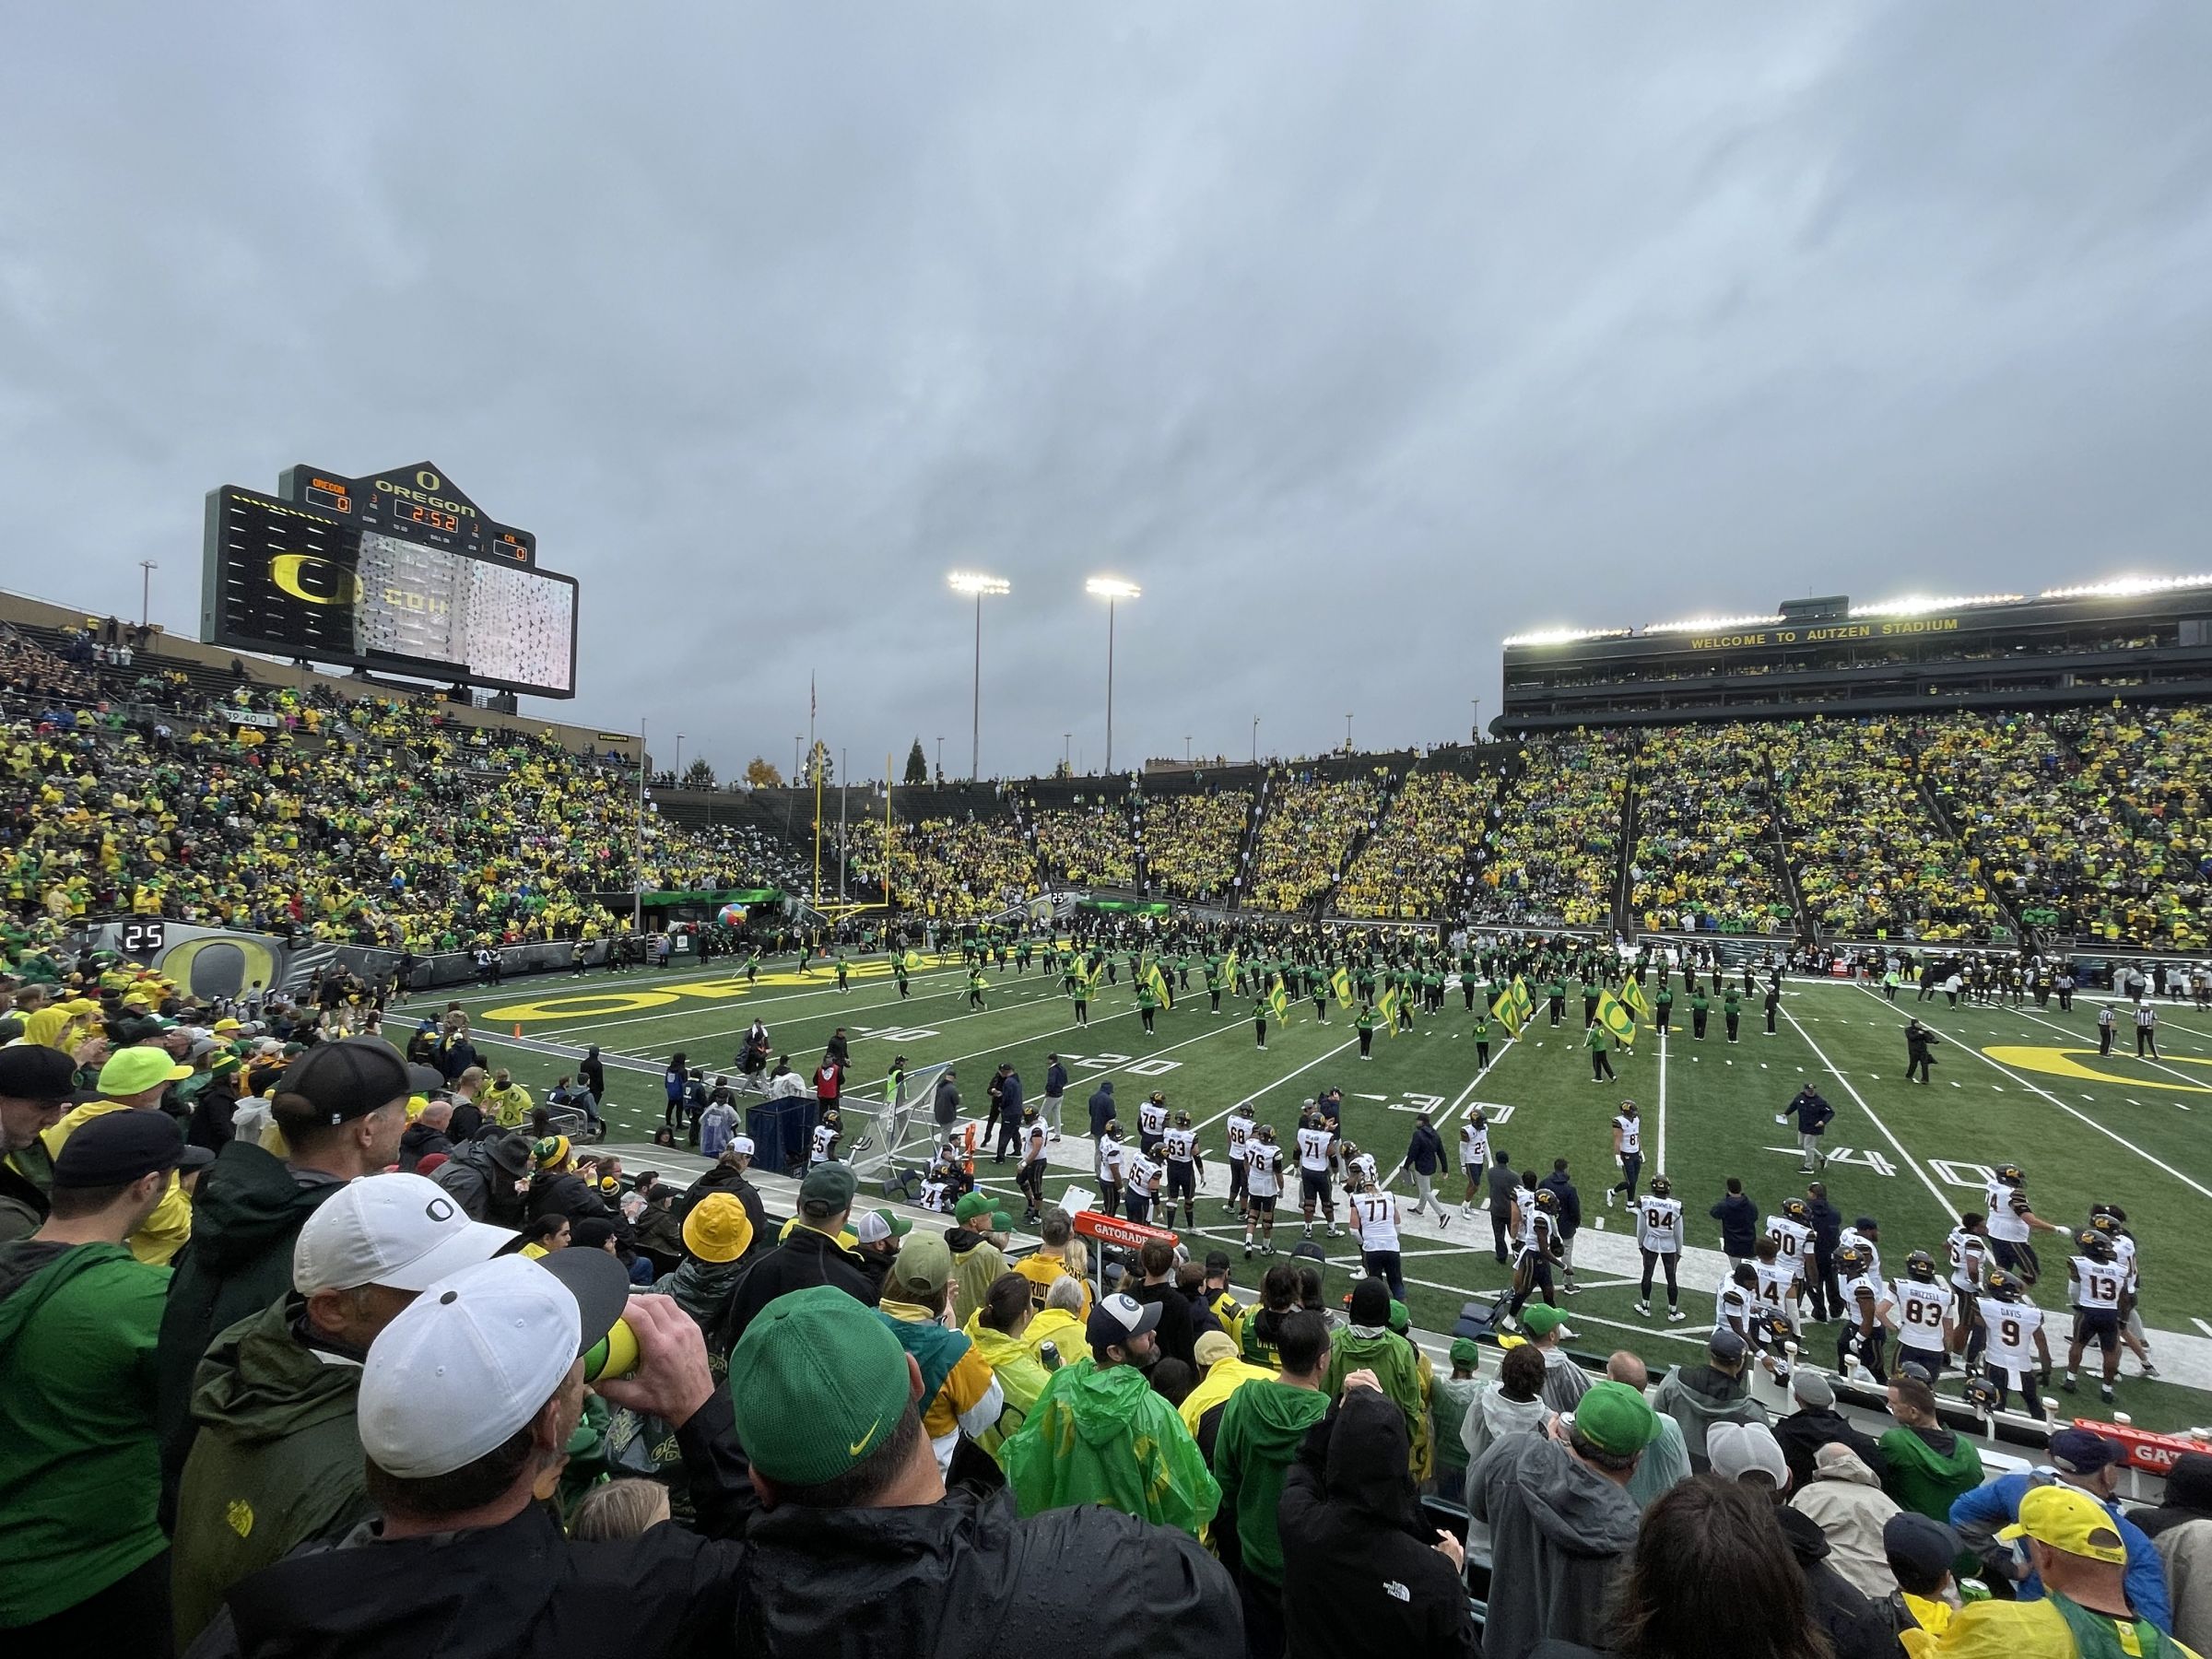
1312;762;1404;918
1913;769;2032;945
1609;759;1639;936
1230;772;1277;911
1761;747;1818;944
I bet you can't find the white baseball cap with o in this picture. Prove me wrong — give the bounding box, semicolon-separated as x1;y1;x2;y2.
359;1254;582;1479
293;1173;514;1296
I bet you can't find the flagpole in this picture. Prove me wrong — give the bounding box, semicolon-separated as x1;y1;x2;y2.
809;674;820;924
632;716;645;935
884;753;894;908
839;747;848;903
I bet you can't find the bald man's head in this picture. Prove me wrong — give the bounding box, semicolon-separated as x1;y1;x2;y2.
1606;1350;1650;1389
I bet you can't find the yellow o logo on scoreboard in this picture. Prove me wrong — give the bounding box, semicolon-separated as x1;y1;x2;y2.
270;553;361;607
417;469;441;490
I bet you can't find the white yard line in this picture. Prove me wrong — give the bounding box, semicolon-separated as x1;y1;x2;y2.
606;982;1068;1058
1191;1037;1363;1134
1779;1000;1957;1222
1849;985;2212;1202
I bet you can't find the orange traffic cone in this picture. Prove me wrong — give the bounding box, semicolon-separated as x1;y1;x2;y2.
512;1022;523;1039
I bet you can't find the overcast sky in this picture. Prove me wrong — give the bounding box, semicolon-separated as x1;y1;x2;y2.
5;4;2209;782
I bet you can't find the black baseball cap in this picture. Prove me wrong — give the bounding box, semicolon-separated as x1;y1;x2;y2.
273;1040;410;1128
53;1111;213;1189
0;1045;77;1103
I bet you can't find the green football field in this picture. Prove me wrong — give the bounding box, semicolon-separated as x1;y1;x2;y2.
419;952;2212;1434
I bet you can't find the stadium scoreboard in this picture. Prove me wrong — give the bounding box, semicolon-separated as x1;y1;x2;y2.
201;462;579;699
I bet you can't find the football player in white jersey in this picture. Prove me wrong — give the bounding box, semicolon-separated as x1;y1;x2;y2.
1983;1163;2061;1287
1344;1141;1380;1191
1015;1105;1048;1227
1977;1269;2052;1420
1095;1120;1126;1218
1884;1251;1953;1380
918;1165;951;1214
2092;1206;2159;1379
1223;1108;1255;1217
1945;1213;1991;1365
1765;1196;1815;1297
1839;1217;1883;1287
1123;1144;1161;1227
1352;1182;1406;1300
1242;1123;1284;1258
1137;1092;1170;1155
1459;1110;1491;1218
1633;1173;1687;1321
1752;1238;1802;1335
1503;1185;1564;1326
1713;1260;1760;1346
2063;1228;2126;1404
1834;1242;1887;1382
1162;1110;1205;1230
810;1108;841;1167
1606;1100;1644;1207
1295;1107;1342;1240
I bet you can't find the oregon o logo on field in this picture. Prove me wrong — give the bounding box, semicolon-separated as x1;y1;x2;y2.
1983;1044;2212;1095
487;961;892;1025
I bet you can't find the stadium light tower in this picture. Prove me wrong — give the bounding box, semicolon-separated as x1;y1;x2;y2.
1086;577;1140;774
947;571;1010;781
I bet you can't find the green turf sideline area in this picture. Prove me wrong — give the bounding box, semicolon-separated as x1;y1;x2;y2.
443;958;2212;1432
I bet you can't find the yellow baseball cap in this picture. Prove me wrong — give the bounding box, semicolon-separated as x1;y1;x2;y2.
1998;1484;2127;1564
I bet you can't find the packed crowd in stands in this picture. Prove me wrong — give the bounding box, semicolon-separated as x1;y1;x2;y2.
1469;734;1628;927
840;813;1041;920
1919;707;2212;951
1138;788;1251;902
1630;724;1790;935
0;635;816;958
1247;770;1384;912
1335;768;1495;920
1028;798;1137;887
2055;706;2212;951
18;606;2212;954
0;621;99;701
1771;720;1999;943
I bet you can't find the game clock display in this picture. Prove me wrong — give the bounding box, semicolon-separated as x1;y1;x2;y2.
200;465;579;699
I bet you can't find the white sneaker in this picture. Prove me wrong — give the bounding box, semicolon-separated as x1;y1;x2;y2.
1605;1190;1618;1209
1667;1307;1687;1323
1634;1300;1650;1317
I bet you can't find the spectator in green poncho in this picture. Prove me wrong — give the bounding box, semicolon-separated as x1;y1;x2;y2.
1000;1291;1219;1535
1210;1307;1332;1654
1323;1277;1425;1474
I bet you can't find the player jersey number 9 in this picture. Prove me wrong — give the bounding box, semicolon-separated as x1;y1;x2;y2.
1998;1316;2023;1349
